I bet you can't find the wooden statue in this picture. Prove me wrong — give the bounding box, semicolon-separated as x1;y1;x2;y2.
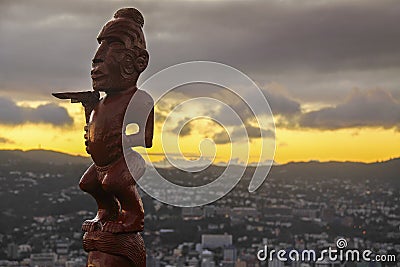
53;7;153;267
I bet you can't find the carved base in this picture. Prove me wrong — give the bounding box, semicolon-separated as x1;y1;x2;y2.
83;231;145;267
87;251;133;267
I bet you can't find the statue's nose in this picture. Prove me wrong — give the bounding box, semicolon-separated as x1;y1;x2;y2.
93;41;107;63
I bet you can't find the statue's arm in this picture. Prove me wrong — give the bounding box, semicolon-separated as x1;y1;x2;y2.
123;112;153;148
122;96;154;148
144;107;154;148
81;95;100;123
52;91;100;123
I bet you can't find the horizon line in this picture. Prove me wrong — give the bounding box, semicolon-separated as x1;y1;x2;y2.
1;148;399;166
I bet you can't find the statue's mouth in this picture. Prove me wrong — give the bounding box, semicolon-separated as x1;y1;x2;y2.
91;68;106;79
91;74;105;80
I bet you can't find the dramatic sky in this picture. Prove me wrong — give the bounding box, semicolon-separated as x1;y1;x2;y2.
0;0;399;164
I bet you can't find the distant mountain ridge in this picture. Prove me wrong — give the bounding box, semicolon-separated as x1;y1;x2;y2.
0;149;398;184
0;149;91;165
268;158;400;185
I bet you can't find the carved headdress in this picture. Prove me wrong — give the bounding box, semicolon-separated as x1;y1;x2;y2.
99;8;146;50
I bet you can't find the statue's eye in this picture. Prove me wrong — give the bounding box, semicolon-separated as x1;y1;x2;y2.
108;38;123;46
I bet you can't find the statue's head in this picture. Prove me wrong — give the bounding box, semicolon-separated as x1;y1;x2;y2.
91;8;149;92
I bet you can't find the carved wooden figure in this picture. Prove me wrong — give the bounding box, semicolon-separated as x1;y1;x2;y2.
53;8;153;267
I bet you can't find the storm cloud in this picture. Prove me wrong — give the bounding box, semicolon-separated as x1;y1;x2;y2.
0;97;73;126
1;0;400;103
213;125;275;145
298;88;400;130
0;136;15;144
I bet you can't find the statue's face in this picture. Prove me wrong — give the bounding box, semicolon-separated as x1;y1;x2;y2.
91;34;127;92
91;19;146;92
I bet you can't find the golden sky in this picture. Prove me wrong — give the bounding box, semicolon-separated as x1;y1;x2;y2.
0;99;399;164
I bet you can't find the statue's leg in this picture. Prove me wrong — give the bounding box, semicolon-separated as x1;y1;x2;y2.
82;176;146;267
79;164;120;232
100;153;145;233
83;155;146;267
102;179;144;233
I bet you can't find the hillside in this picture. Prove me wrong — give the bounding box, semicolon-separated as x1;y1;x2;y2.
0;149;91;165
0;149;399;186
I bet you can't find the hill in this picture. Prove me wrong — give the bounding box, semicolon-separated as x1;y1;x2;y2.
270;158;400;186
0;149;398;185
0;149;91;165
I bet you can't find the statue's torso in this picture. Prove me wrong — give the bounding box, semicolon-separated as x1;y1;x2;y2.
87;90;133;166
86;89;153;167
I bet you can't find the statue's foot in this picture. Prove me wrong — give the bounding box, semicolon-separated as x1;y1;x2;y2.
82;219;103;232
102;221;124;233
82;208;119;232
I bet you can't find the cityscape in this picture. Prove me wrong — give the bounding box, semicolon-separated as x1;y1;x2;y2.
0;150;399;267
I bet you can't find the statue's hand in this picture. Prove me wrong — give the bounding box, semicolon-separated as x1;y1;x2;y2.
102;221;124;233
84;125;90;154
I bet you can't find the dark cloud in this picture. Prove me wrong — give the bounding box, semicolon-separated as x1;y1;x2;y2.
265;90;300;115
1;0;399;104
173;122;192;137
261;88;301;116
170;117;193;137
206;85;300;129
131;0;400;75
178;124;192;137
244;125;275;139
154;111;166;124
0;136;15;144
0;97;73;126
213;131;230;145
298;88;400;130
140;0;400;103
213;125;275;145
152;83;296;144
153;82;399;133
155;83;295;124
